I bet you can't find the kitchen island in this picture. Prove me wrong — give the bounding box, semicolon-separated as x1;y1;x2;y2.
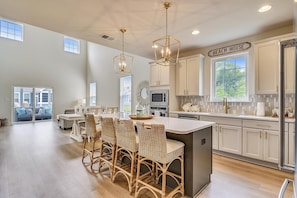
134;116;215;197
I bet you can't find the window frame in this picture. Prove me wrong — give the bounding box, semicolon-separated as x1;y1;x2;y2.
120;76;132;116
63;36;80;54
0;18;23;41
89;82;97;107
210;52;250;102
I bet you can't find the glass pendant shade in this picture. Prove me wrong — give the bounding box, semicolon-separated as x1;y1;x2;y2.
153;2;180;66
114;28;133;74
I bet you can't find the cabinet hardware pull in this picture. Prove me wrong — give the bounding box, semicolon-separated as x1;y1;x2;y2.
265;131;267;139
260;131;262;138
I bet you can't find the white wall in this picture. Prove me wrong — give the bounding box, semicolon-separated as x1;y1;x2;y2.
87;42;151;113
0;24;87;124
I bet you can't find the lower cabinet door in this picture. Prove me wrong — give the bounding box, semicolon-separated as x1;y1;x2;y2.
243;128;262;160
288;131;295;166
219;125;242;155
212;124;219;150
263;130;279;163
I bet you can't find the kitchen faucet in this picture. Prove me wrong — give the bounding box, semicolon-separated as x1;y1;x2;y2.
223;97;230;114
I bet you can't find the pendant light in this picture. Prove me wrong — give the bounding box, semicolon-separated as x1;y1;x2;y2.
152;2;180;66
114;28;133;74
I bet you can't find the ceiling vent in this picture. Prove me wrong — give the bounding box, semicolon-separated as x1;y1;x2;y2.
99;34;114;41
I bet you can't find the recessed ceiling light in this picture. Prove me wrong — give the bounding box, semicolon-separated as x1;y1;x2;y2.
192;30;200;35
258;4;272;13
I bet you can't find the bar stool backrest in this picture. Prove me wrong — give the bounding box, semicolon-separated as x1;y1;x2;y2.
136;122;167;162
100;117;116;144
85;113;97;137
114;119;137;152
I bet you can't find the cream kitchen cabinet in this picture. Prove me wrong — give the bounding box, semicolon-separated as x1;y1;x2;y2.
288;123;295;166
284;46;296;93
219;124;242;155
254;40;279;94
211;123;219;150
242;120;287;163
200;116;242;154
149;63;170;86
254;34;296;94
176;54;204;96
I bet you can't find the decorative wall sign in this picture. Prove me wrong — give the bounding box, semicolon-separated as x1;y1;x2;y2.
208;42;251;57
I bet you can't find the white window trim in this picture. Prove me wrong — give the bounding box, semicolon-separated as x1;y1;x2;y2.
63;36;80;54
89;82;96;106
0;18;24;42
210;52;250;102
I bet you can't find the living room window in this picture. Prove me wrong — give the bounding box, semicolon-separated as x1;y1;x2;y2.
0;19;23;41
211;52;249;102
64;36;80;54
89;82;96;106
120;76;132;118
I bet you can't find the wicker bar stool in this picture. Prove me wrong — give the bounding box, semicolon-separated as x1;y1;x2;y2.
135;122;185;198
98;117;116;178
81;113;101;171
112;118;138;194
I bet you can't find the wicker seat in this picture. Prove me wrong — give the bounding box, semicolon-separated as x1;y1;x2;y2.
135;122;185;198
98;117;116;178
113;118;138;194
81;113;101;172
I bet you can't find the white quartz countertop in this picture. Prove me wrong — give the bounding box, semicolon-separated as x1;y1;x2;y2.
170;111;295;123
133;116;215;135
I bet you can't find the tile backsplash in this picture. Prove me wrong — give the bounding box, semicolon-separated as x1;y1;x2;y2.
180;94;295;116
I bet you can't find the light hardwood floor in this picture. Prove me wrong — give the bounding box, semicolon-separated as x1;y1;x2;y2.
0;121;294;198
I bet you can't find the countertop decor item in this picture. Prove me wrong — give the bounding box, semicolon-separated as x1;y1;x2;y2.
182;103;192;112
129;114;153;120
256;102;265;116
190;105;200;112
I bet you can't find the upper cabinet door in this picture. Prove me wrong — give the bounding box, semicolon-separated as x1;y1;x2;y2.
175;59;187;95
254;40;279;94
285;46;296;93
159;65;170;86
149;63;160;86
149;63;170;87
186;57;200;95
176;55;204;96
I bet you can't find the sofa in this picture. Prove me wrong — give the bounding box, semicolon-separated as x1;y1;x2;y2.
57;108;75;130
15;107;52;121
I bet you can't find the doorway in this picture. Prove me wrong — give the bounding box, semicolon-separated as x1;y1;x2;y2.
13;87;53;123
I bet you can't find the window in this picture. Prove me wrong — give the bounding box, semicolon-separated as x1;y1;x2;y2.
14;92;20;106
120;76;132;117
89;82;96;106
23;92;31;104
0;19;23;41
211;52;248;102
64;36;80;54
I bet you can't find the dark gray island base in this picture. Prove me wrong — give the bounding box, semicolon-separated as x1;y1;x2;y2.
133;117;214;197
167;126;212;197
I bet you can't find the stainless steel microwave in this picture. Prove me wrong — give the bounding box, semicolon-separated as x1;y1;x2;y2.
150;90;169;106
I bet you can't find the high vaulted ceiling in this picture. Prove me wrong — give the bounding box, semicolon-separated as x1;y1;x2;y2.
0;0;295;59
